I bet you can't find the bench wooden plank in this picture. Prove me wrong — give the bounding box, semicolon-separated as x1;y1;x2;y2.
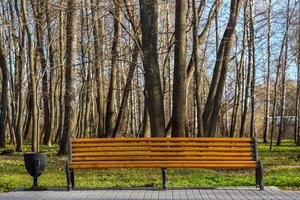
71;147;253;152
72;156;254;161
72;152;253;157
70;160;256;164
71;137;252;142
69;163;257;169
72;142;253;148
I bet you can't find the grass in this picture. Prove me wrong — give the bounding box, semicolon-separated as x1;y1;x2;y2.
0;140;299;192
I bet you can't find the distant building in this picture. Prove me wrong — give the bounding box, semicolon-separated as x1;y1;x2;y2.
267;116;295;126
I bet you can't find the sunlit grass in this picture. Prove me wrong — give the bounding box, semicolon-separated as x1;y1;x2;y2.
0;140;299;192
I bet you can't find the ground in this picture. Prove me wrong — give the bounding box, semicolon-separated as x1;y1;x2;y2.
0;140;299;193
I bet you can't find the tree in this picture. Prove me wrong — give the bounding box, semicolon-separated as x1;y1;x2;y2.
21;0;39;152
105;0;121;138
172;0;187;137
113;1;140;138
56;0;66;143
8;0;25;151
202;0;242;137
249;0;256;137
45;1;56;146
239;1;250;138
277;0;290;146
91;0;104;138
34;0;52;146
114;45;139;137
230;34;244;138
269;4;290;150
263;0;272;143
0;36;8;148
139;0;165;137
192;0;204;137
296;0;300;146
58;0;78;155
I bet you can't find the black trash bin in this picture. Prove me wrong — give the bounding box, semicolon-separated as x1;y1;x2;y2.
24;152;47;190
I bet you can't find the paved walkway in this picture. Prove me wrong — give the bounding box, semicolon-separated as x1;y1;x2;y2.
0;187;299;200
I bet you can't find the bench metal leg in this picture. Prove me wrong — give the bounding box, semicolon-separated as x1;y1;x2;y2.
258;160;264;190
65;163;72;191
255;166;259;188
71;170;75;189
162;168;167;190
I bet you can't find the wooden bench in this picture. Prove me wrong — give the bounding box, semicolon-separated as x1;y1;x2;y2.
65;137;264;190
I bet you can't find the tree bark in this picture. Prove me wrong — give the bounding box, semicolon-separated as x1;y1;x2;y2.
230;35;244;138
270;17;289;150
172;0;187;137
192;0;204;137
141;94;151;138
34;0;51;146
249;0;256;137
202;0;242;137
239;1;250;138
276;0;290;146
139;0;165;137
21;0;39;152
56;0;65;143
105;0;121;138
45;1;56;146
263;0;272;143
296;1;300;146
58;0;77;155
114;45;139;136
91;0;104;138
12;0;24;151
0;37;8;148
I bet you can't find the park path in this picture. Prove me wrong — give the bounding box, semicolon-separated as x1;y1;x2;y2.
0;186;299;200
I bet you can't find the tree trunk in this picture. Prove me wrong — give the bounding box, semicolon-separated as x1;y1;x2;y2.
58;0;77;155
249;0;256;137
141;95;151;138
105;0;121;138
91;0;104;138
56;0;65;143
0;37;8;148
263;0;272;143
34;0;51;146
12;0;25;152
239;1;250;138
277;0;290;146
139;0;166;137
172;0;187;137
114;45;139;136
45;1;56;146
296;1;300;146
192;0;203;137
202;0;242;137
162;2;172;123
230;36;244;138
270;19;288;150
21;0;39;152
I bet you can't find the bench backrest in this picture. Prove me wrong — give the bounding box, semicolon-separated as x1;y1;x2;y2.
68;137;258;168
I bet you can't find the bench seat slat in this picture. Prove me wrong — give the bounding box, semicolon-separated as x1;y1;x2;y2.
72;152;253;157
72;156;254;161
69;162;257;169
72;142;253;148
71;138;252;143
71;147;253;152
70;160;256;164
